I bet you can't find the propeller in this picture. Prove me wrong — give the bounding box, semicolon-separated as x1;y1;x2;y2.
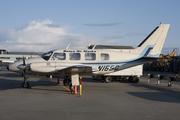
23;56;26;67
17;56;27;70
22;56;26;73
22;56;30;88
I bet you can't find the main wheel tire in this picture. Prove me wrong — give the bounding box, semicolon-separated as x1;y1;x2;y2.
63;78;70;86
105;76;111;83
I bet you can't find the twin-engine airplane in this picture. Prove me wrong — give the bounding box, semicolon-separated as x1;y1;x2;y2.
7;24;170;90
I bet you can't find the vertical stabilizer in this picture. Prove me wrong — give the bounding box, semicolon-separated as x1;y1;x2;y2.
136;24;170;57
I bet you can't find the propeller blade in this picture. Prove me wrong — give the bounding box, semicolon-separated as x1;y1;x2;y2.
23;56;26;66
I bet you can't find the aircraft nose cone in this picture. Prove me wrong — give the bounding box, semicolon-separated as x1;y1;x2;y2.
7;66;9;70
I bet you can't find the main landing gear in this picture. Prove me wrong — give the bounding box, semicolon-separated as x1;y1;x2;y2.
62;75;80;92
69;74;80;92
63;76;71;86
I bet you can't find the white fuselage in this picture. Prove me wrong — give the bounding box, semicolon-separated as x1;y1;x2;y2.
8;48;142;76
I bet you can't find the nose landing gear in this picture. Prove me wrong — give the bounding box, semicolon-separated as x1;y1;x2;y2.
21;75;31;88
22;81;31;88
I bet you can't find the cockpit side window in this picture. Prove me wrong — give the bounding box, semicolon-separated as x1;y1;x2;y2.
52;53;66;60
41;51;53;61
69;53;80;60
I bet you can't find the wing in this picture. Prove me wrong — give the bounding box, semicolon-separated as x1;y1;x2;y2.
56;65;93;75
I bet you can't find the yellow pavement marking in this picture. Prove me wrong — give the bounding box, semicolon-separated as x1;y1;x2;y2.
58;85;147;91
83;87;146;90
59;84;71;91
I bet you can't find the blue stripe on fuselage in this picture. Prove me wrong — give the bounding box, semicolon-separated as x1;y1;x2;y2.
81;45;155;65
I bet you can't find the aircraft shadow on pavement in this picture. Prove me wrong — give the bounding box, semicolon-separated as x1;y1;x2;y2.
127;83;180;104
0;77;70;93
0;73;22;77
0;78;23;90
0;67;7;71
32;88;69;93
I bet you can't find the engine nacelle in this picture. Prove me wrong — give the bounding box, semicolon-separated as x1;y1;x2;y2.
28;62;56;73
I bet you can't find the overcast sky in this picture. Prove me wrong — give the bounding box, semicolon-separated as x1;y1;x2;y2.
0;0;180;54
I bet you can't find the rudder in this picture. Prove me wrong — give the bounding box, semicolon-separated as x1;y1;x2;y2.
136;24;170;57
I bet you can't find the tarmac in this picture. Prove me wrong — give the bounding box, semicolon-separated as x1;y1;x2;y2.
0;66;180;120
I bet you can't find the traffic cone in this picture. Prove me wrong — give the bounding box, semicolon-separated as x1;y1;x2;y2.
57;77;60;85
74;85;77;94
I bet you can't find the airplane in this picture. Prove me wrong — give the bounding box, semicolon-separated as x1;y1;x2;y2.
7;23;170;90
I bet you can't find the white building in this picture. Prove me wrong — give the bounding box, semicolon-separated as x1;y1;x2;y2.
0;49;41;64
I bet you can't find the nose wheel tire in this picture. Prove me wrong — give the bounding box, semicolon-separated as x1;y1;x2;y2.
21;82;31;88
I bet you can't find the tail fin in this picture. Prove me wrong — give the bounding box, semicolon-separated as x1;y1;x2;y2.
136;24;170;57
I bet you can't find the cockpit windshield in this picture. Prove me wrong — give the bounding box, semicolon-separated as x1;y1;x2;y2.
41;51;53;61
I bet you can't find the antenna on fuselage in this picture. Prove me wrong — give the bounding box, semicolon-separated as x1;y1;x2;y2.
87;43;91;48
92;44;97;49
66;43;71;49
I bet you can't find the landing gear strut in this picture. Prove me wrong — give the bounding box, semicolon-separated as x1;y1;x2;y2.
21;75;31;88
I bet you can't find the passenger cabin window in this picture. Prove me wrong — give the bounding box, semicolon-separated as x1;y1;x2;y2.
85;53;96;60
52;53;66;60
101;53;109;60
69;53;80;60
